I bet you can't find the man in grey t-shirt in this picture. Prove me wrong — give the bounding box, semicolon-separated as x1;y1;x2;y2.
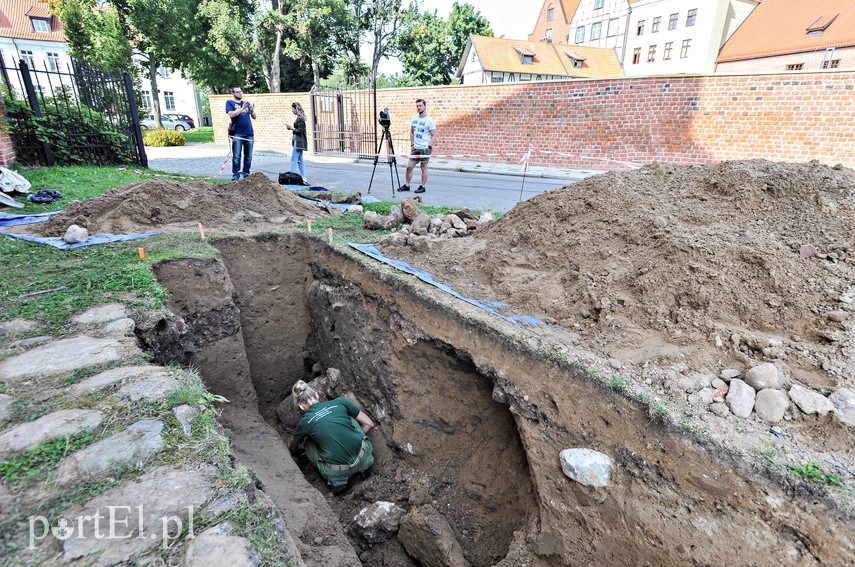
399;98;437;194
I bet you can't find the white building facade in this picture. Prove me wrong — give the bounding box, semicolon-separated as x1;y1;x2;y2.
133;55;203;125
623;0;758;76
0;1;73;99
569;0;632;60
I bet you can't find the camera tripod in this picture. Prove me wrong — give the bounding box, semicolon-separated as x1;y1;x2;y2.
367;123;402;196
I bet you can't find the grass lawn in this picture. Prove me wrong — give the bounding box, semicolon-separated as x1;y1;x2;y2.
181;126;214;143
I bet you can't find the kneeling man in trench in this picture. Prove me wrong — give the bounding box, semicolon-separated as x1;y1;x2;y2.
289;380;375;493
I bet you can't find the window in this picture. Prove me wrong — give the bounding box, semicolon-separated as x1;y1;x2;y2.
647;45;656;62
686;9;697;27
141;90;152;109
821;59;840;69
632;48;641;64
20;50;35;69
594;0;604;9
158;65;170;78
164;91;175;111
546;28;553;41
575;26;585;43
607;18;619;37
637;20;645;35
806;15;838;35
785;63;804;71
547;6;554;21
31;18;50;33
591;22;602;40
652;16;661;32
471;50;476;62
520;73;532;81
46;52;60;72
491;75;504;83
669;13;678;30
680;39;691;58
663;42;673;60
521;54;533;64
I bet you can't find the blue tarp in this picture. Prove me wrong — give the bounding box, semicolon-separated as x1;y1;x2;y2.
348;242;545;328
281;185;329;192
3;231;159;250
1;211;158;249
0;211;58;227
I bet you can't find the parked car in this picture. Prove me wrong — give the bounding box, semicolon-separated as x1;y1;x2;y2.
164;113;195;128
140;114;193;131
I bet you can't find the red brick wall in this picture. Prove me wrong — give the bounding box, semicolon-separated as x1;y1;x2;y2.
0;98;16;166
212;72;855;170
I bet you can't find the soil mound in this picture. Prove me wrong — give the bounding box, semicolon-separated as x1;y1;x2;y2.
25;173;322;236
385;159;855;389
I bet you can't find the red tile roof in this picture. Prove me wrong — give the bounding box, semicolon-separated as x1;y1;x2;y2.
718;0;855;62
0;0;65;43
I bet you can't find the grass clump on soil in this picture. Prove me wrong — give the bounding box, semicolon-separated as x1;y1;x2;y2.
0;434;95;483
788;462;843;487
228;502;298;567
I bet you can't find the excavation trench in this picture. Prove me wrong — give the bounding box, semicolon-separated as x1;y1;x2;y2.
142;233;855;567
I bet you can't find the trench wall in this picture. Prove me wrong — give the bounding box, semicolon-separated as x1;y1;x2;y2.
211;71;855;169
147;233;855;566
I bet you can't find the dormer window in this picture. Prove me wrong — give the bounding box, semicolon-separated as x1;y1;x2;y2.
31;18;51;33
806;14;838;36
566;51;586;69
515;47;536;64
547;6;554;21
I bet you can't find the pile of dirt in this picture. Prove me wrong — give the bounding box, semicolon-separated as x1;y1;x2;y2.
382;159;855;419
20;173;323;236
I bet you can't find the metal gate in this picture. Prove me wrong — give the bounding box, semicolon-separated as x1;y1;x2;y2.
0;53;146;167
309;85;376;159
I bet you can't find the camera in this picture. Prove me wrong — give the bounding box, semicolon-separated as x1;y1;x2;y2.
379;108;391;127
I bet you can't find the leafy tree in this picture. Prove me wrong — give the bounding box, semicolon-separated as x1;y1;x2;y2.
190;0;266;93
396;1;491;86
50;0;132;72
359;0;405;83
448;1;492;61
397;8;453;85
283;0;353;87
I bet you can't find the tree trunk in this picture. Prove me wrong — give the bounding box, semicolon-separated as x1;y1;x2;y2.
307;33;320;87
269;27;283;93
147;55;164;127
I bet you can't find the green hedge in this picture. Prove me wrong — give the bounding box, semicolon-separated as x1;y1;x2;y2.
143;129;186;147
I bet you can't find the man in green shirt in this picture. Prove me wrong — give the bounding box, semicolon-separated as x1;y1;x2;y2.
290;380;375;493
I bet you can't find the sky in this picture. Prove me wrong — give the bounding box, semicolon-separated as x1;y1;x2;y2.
374;0;540;74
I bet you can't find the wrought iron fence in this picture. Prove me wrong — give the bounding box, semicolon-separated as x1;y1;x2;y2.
0;52;146;167
309;84;408;161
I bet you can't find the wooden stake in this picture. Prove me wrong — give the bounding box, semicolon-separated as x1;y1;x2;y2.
138;247;146;261
306;219;313;232
198;222;206;240
327;227;333;244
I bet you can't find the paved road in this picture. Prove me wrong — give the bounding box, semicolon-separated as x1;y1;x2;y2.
146;144;600;212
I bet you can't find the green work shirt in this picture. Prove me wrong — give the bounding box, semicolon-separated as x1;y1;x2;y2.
293;397;365;465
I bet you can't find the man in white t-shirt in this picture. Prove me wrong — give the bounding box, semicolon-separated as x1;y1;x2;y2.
399;98;437;194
